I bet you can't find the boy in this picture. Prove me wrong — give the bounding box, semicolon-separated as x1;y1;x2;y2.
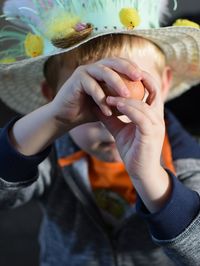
1;0;200;265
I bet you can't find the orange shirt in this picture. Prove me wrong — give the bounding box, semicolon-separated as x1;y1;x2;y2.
58;132;175;205
88;156;136;204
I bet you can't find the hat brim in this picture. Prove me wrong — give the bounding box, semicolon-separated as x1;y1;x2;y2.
0;26;200;114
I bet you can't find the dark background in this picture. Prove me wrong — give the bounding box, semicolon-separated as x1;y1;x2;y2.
0;1;200;266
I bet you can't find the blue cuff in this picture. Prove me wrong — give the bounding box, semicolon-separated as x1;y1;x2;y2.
0;117;52;182
136;170;200;240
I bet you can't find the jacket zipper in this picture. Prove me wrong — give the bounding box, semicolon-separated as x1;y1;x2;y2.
63;165;120;265
109;238;119;266
89;220;119;266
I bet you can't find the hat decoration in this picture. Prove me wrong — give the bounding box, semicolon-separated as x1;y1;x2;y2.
173;19;200;29
0;0;177;62
0;0;200;115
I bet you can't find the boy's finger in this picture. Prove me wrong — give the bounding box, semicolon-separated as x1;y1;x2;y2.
87;64;130;97
106;96;159;125
116;103;152;134
80;73;112;116
99;57;142;81
141;71;163;110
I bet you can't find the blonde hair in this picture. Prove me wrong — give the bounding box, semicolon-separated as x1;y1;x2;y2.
44;34;166;89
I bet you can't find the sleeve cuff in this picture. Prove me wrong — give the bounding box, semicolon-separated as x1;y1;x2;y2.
0;117;52;182
136;169;200;240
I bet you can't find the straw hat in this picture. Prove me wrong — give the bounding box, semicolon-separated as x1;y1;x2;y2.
0;0;200;114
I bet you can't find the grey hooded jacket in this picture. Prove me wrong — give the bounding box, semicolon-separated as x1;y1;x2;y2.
0;110;200;266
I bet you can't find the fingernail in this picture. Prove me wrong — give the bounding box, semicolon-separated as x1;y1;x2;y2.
132;72;142;80
122;89;130;97
106;96;113;103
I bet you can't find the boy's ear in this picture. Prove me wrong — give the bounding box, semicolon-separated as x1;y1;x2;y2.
161;66;173;101
41;80;55;101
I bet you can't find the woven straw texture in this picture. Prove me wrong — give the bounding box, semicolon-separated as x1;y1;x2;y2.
0;26;200;114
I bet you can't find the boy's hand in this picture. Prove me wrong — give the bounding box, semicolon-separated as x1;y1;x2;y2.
98;70;172;213
101;70;164;177
51;58;142;130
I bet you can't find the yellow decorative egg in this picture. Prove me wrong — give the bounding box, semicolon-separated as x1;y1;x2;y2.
119;8;140;29
0;57;16;64
24;33;44;58
173;19;200;29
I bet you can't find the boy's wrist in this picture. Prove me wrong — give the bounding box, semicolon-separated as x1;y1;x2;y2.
0;117;52;182
9;103;71;156
49;101;79;134
136;169;200;240
132;166;172;213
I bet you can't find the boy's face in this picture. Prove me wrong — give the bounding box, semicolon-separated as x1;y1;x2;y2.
46;48;171;162
70;121;123;162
